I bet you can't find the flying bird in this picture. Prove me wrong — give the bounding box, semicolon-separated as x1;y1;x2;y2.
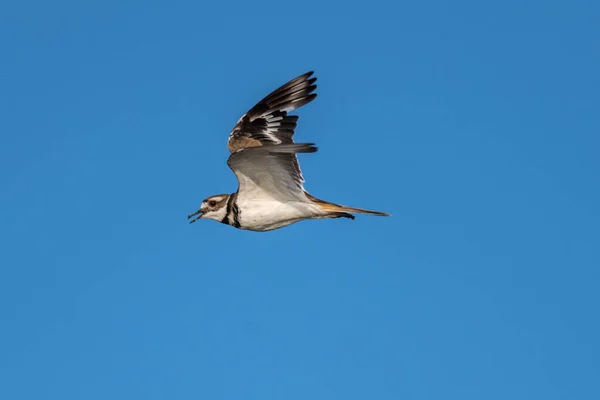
188;71;390;232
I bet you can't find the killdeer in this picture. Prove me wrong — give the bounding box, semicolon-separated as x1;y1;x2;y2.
188;71;390;232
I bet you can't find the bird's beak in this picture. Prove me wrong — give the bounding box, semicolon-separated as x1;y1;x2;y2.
187;209;204;224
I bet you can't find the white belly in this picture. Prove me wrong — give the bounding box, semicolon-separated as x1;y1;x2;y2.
237;199;321;231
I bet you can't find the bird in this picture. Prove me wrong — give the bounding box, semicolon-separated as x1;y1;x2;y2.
187;71;390;232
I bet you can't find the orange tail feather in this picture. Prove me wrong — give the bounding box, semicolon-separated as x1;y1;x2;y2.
305;192;391;217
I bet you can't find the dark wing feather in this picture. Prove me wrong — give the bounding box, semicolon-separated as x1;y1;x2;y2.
227;72;317;153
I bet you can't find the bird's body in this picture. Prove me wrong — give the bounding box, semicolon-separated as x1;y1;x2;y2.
188;71;390;232
231;196;322;232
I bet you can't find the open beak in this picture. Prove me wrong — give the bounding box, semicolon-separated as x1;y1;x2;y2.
187;209;204;224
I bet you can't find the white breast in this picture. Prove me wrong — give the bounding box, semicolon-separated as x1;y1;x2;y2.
236;197;321;231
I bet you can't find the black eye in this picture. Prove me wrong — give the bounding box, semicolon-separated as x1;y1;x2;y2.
209;200;217;207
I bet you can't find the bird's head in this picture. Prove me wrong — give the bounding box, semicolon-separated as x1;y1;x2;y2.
188;194;230;224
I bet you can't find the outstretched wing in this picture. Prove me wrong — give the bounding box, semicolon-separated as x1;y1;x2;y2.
227;72;317;153
227;143;317;202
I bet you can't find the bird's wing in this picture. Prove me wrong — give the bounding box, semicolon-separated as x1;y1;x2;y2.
227;143;317;202
227;71;317;153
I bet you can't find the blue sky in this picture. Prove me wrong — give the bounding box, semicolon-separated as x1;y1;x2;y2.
1;1;599;399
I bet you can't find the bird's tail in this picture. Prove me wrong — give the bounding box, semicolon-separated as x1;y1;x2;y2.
305;192;391;219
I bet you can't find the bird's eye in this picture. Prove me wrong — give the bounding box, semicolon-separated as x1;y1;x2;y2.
209;200;217;207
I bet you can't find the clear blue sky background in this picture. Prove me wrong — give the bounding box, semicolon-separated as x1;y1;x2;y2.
1;1;599;399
